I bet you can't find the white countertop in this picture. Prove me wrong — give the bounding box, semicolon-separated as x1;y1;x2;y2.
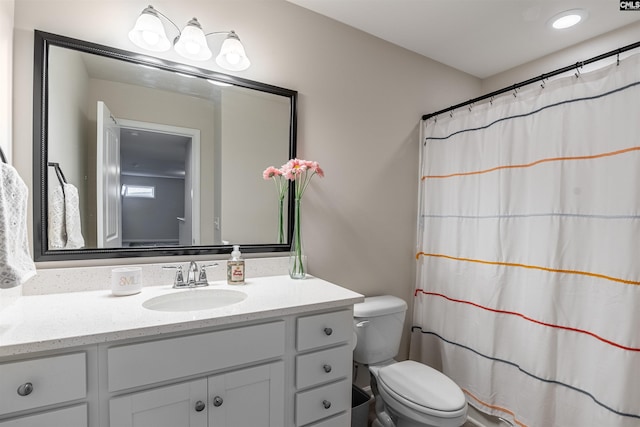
0;275;363;357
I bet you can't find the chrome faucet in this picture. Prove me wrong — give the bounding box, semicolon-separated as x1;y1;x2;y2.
186;261;199;285
163;262;219;288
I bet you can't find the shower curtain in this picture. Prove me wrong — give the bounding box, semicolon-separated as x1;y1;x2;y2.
410;53;640;427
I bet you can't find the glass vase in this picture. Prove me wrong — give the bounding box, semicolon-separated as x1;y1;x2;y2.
278;198;285;244
289;198;306;279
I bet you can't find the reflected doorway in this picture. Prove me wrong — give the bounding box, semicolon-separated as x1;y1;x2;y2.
118;119;201;247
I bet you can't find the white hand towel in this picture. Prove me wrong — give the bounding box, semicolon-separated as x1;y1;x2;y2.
48;183;85;249
63;183;85;249
0;163;36;288
48;185;66;249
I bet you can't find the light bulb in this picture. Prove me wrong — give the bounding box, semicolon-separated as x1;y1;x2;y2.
185;41;201;55
142;31;160;46
225;52;240;65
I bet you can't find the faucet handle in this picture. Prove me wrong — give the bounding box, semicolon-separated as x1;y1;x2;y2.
162;265;184;287
199;263;219;283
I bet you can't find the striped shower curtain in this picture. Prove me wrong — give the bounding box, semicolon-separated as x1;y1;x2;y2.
410;53;640;427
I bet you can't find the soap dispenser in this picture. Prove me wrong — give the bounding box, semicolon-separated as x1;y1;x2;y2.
227;245;245;285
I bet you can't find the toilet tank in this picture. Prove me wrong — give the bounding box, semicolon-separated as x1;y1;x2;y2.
353;295;407;365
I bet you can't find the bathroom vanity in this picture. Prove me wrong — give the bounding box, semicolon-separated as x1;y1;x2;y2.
0;275;363;427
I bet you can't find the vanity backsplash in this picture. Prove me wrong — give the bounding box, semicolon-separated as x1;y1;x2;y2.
21;257;289;296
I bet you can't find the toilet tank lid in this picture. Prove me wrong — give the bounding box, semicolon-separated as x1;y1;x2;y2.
354;295;407;317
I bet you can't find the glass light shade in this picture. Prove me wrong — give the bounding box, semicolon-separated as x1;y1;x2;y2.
216;32;251;71
174;18;212;61
128;7;171;52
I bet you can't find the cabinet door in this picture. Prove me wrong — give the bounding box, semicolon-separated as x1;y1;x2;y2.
208;361;284;427
109;379;207;427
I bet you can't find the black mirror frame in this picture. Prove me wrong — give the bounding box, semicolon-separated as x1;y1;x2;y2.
33;30;297;261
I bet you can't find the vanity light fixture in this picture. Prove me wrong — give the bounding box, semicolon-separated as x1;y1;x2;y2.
208;80;233;87
549;9;588;30
128;5;251;71
175;72;197;79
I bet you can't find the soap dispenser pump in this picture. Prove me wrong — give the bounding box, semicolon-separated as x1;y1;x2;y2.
227;245;245;285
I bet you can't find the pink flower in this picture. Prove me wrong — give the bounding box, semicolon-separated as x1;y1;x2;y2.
306;161;324;177
278;158;324;199
282;158;306;180
262;166;288;200
263;166;283;180
265;158;324;199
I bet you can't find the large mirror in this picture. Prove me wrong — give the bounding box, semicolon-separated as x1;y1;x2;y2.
33;31;297;261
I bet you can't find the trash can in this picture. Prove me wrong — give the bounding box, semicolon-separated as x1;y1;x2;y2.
352;385;372;427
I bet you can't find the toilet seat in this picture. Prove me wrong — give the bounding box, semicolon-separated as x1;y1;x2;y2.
377;360;466;418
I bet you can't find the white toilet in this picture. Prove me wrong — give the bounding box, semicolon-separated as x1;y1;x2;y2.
353;295;467;427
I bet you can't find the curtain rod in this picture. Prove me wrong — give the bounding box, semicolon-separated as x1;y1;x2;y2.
422;39;640;121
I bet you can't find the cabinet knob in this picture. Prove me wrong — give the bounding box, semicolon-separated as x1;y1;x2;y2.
323;327;333;336
322;400;332;409
17;382;33;397
194;401;206;412
323;364;332;373
213;396;224;407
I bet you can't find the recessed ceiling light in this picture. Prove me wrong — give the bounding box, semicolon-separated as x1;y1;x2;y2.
549;9;588;30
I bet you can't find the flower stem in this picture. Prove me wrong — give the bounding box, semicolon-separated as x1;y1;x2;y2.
278;198;285;244
290;198;305;278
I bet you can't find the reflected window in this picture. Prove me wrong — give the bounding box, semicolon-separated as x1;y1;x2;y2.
122;184;155;198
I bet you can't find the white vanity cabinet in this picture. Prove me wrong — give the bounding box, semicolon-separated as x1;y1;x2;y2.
0;275;363;427
0;352;89;427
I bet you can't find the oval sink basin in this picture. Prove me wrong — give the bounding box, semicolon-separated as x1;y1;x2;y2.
143;289;247;312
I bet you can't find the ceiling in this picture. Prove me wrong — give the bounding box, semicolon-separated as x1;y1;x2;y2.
287;0;640;79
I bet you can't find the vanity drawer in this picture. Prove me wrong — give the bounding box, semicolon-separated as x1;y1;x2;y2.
295;379;350;426
297;310;352;352
304;412;350;427
108;321;285;391
0;353;87;416
0;404;87;427
296;344;351;389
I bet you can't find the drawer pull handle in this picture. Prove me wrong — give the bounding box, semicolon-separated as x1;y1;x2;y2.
322;400;332;409
213;396;224;407
195;401;206;412
323;327;333;336
17;382;33;397
323;364;332;373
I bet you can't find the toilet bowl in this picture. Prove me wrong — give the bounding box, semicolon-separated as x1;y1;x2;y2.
353;295;467;427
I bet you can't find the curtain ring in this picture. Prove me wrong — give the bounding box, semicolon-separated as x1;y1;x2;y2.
489;96;494;105
512;85;518;97
540;73;546;89
617;51;620;66
468;103;473;112
575;61;583;78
